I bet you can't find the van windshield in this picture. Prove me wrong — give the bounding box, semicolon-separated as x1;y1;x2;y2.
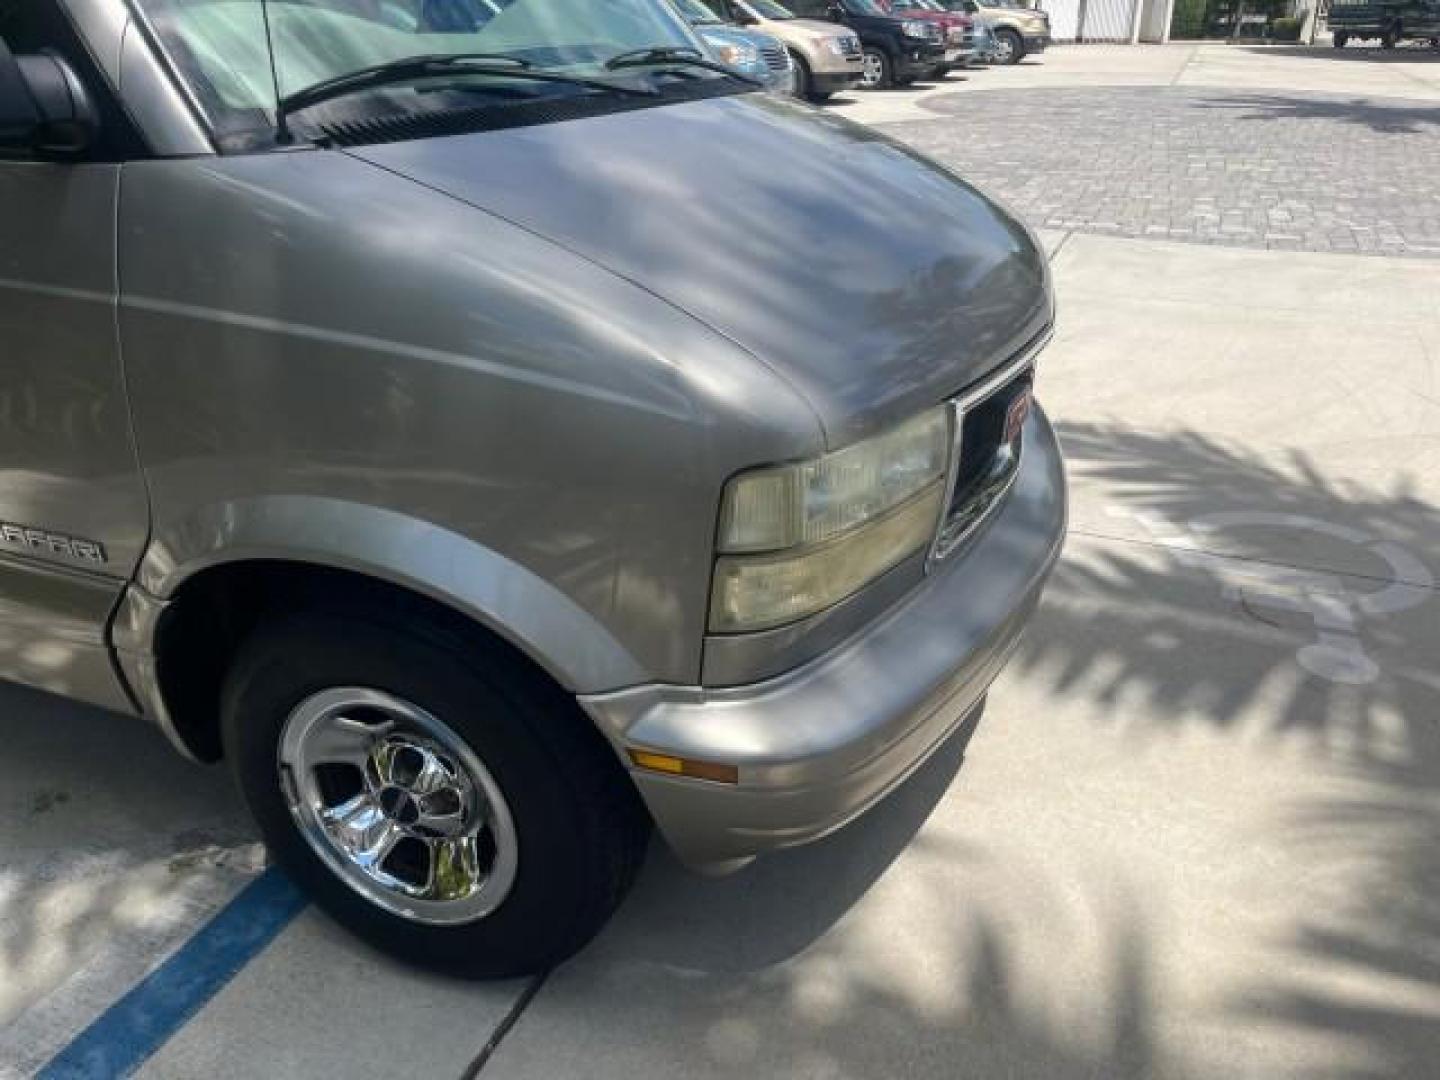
131;0;709;143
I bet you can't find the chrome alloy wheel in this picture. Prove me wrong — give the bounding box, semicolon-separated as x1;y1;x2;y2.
993;32;1017;64
279;687;518;926
861;50;885;88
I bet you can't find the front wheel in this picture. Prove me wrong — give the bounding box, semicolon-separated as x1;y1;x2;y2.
994;28;1024;65
789;52;811;99
1382;23;1400;48
222;611;650;978
860;47;893;89
1333;31;1348;47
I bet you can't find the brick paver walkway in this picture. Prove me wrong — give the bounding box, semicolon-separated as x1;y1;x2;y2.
880;86;1440;256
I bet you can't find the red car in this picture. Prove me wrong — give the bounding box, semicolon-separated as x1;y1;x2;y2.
882;0;975;76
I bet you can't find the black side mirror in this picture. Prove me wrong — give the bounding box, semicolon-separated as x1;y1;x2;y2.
0;38;99;156
827;3;846;20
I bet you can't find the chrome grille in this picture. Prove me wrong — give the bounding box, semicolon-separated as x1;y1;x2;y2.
930;338;1047;563
760;44;789;72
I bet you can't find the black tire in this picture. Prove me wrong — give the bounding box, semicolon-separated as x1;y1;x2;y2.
861;46;893;89
1382;23;1400;48
1333;31;1348;47
789;51;810;98
221;610;650;978
995;27;1024;65
806;89;834;102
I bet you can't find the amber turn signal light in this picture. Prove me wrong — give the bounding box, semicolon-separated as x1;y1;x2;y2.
628;749;739;785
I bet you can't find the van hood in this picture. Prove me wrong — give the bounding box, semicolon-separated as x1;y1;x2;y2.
349;93;1050;446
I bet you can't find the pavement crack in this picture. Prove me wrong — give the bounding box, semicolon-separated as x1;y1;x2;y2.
1239;593;1285;628
458;970;550;1079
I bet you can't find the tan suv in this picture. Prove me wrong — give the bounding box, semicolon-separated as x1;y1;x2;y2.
940;0;1051;64
704;0;865;100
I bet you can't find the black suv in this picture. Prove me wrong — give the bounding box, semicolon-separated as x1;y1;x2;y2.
787;0;945;89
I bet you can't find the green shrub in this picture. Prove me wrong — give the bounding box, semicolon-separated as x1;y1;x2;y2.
1272;15;1303;39
1171;0;1208;38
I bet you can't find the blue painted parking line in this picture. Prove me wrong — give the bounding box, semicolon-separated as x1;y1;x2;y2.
36;868;306;1080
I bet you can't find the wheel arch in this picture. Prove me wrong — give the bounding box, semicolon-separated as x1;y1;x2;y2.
113;496;649;761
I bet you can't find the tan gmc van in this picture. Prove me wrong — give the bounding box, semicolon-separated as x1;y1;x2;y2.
3;0;1062;978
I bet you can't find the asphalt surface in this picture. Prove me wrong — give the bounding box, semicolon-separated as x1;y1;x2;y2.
3;43;1439;1080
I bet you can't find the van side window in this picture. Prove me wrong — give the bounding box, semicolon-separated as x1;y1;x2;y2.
0;0;146;162
788;0;832;15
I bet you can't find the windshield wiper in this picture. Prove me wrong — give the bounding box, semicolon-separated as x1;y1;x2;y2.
276;53;652;143
603;46;763;85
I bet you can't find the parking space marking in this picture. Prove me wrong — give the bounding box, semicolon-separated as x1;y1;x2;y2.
1111;507;1433;685
0;861;255;1079
32;869;305;1080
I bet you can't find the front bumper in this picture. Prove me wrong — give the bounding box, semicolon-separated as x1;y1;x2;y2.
934;44;978;71
581;406;1067;869
811;70;863;93
897;42;946;79
1024;33;1051;51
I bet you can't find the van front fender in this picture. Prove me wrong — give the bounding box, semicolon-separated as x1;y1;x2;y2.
115;495;649;696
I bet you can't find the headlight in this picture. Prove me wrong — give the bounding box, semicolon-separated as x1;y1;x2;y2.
902;19;931;38
825;35;856;55
711;408;950;632
715;41;760;68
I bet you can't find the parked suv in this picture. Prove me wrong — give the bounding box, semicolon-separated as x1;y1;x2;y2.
674;0;796;94
937;0;1050;63
1329;0;1440;48
887;0;977;75
1;0;1063;977
707;0;864;101
788;0;946;87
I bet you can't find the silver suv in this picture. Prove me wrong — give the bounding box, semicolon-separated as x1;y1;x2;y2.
711;0;864;100
1;0;1064;977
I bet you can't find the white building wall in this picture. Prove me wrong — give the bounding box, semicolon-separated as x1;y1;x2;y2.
1140;0;1174;39
1037;0;1146;41
1039;0;1082;39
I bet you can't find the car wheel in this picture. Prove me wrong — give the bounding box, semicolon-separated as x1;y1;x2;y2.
1333;31;1348;47
1382;23;1400;48
994;28;1023;64
789;52;810;98
222;610;650;978
860;47;893;89
807;90;834;102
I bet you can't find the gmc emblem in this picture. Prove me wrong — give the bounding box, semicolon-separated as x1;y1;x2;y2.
1003;387;1032;444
